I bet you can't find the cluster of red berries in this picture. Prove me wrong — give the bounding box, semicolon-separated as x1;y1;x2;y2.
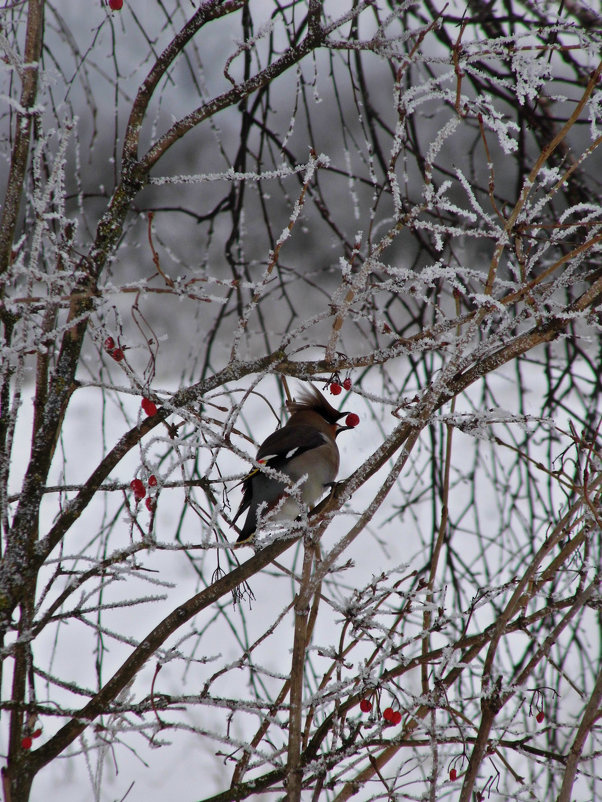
327;377;359;428
21;728;42;750
358;698;401;724
383;707;402;724
103;336;125;362
130;474;158;511
329;377;352;395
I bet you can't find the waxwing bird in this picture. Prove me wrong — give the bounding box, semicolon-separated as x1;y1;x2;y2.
232;384;356;543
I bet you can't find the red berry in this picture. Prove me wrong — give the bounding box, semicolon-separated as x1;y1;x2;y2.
109;0;123;9
111;347;125;362
449;768;457;781
383;707;394;722
391;710;401;724
343;378;352;391
21;736;33;750
330;382;342;395
32;728;42;739
359;699;372;713
141;397;158;416
148;474;157;487
103;336;115;351
536;711;545;724
145;497;154;512
130;479;146;500
345;412;360;427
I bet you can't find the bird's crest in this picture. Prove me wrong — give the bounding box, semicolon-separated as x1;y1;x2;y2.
286;384;346;424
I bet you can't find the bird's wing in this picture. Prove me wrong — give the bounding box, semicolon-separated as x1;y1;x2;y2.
231;425;328;524
256;424;328;466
